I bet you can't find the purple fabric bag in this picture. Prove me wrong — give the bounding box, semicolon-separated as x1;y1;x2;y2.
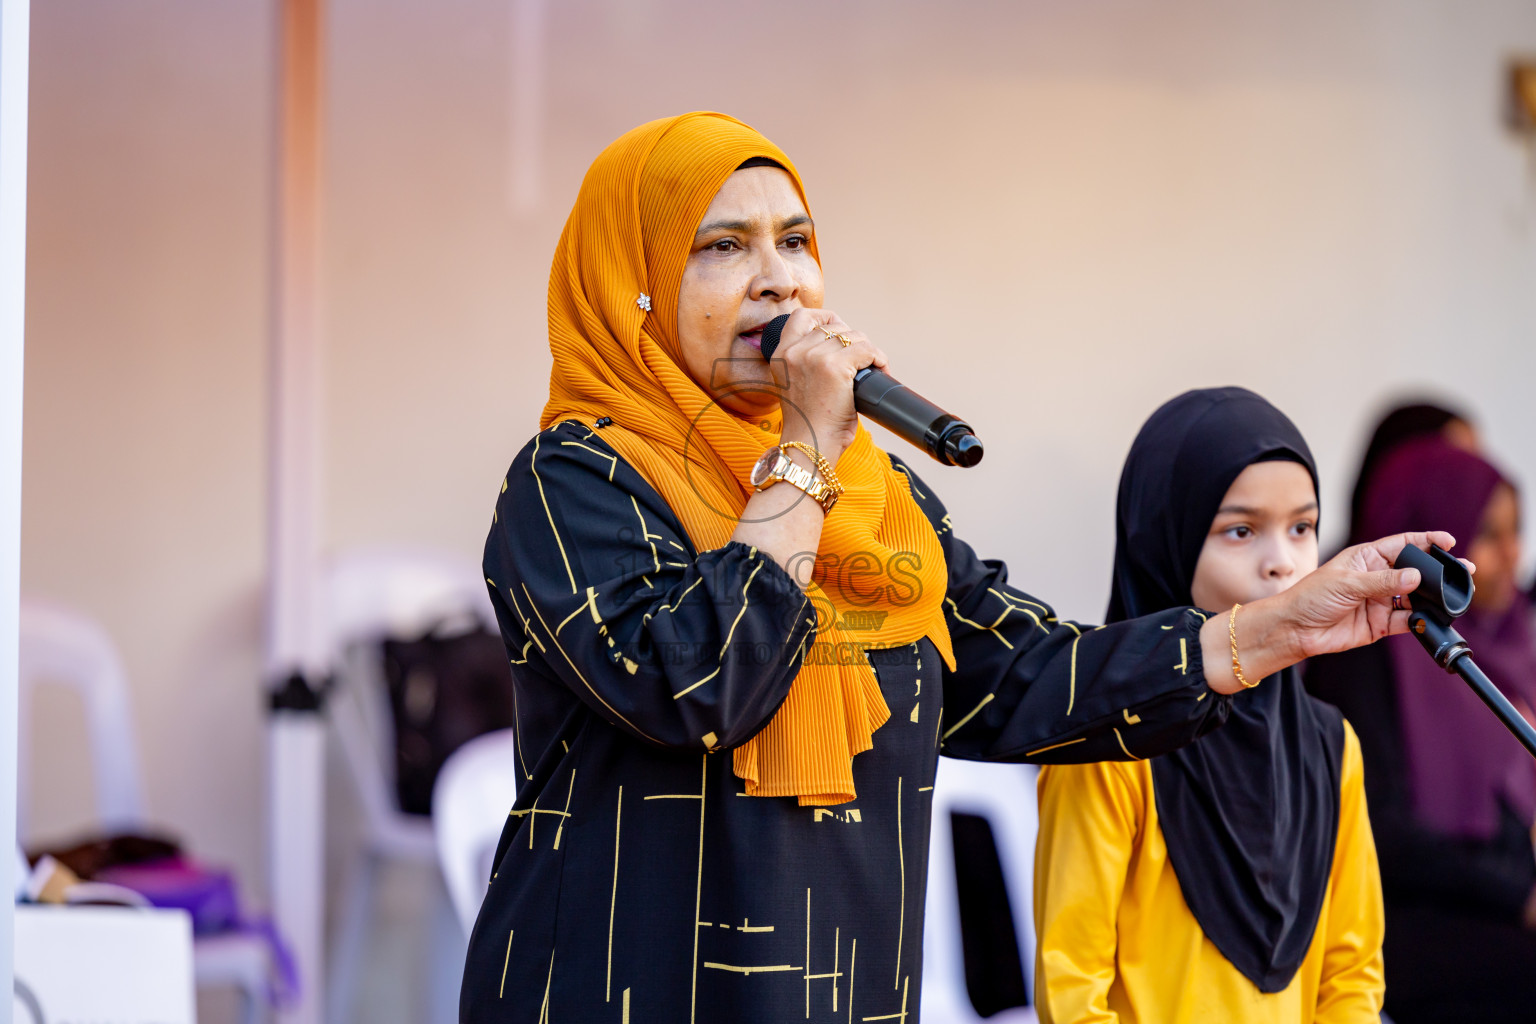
95;856;300;1006
96;856;240;934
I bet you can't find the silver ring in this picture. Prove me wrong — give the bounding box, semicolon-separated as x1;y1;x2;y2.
1392;594;1406;611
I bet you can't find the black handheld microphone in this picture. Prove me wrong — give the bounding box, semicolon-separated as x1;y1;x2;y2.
758;314;984;467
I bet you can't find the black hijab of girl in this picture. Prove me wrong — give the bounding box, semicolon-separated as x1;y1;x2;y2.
1108;387;1345;994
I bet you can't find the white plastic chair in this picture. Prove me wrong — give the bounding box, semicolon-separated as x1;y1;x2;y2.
921;757;1040;1024
320;546;498;1024
17;598;273;1024
431;729;520;934
16;600;145;838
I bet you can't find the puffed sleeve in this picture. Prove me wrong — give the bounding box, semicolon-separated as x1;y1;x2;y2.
885;456;1230;763
483;421;817;751
1314;723;1387;1022
1032;760;1140;1024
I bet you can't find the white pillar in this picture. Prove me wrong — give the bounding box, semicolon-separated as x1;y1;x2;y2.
268;1;327;1022
0;0;28;1016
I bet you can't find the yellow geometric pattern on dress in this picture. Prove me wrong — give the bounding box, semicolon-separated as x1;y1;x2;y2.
529;432;944;803
607;786;622;1003
1113;726;1142;761
503;585;546;656
945;581;1061;658
694;884;854;1018
518;580;657;742
498;583;539;780
986;587;1054;634
629;493;662;584
606;757;710;1023
508;438;939;1014
689;756;708;1024
499;929;513;999
506;768;576;851
537;949;555;1023
945;596;1012;650
559;438;618;481
530;433;577;595
1026;736;1087;758
500;632;534;781
943;579;1189;753
910;643;922;724
1064;624;1106;718
505;751;927;1021
861;976;909;1023
942;693;994;743
531;438;812;719
672;558;771;702
1067;631;1085;717
581;750;923;1020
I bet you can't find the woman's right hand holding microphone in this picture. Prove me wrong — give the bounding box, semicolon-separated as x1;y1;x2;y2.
765;307;887;466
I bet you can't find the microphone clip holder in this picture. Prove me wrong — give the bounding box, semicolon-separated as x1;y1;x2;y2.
1393;544;1536;760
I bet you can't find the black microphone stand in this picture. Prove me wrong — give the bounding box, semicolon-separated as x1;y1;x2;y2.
1394;544;1536;760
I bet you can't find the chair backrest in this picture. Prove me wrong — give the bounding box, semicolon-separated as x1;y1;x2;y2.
322;547;498;836
921;757;1039;1024
324;546;497;653
16;599;147;840
431;729;520;933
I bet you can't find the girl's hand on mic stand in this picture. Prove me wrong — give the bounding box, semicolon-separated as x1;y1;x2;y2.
1201;530;1462;694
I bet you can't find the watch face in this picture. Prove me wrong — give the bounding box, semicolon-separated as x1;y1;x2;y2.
750;447;783;488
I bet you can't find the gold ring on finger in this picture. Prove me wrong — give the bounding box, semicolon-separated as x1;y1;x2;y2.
814;324;838;341
836;334;851;347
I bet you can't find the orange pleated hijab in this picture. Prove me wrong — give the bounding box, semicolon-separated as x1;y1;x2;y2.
542;112;954;805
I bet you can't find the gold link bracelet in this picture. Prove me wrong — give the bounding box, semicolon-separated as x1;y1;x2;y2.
1228;603;1259;688
778;441;843;495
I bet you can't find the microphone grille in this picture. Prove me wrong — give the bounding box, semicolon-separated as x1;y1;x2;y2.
759;313;792;360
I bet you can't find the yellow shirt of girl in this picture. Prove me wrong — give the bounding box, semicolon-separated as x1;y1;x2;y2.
1033;721;1384;1023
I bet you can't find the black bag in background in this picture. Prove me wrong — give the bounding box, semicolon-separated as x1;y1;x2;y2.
382;623;517;816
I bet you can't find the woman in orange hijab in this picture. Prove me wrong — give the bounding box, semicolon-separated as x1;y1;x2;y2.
463;112;1449;1022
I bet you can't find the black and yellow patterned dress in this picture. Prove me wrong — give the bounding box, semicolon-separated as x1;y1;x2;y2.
460;419;1230;1023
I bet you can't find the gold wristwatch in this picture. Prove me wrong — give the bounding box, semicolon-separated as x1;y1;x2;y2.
750;443;843;513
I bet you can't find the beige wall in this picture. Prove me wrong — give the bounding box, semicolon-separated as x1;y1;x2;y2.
22;0;1536;921
23;1;270;880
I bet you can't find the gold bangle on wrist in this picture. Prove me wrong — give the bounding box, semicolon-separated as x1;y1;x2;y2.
1228;603;1259;689
778;441;843;494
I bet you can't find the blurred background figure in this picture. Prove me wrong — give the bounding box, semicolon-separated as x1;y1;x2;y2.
1307;436;1536;1024
1344;402;1481;549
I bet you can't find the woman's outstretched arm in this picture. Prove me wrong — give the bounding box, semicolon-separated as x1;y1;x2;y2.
888;455;1449;763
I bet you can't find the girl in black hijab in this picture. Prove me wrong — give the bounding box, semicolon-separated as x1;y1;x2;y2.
1033;388;1384;1023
